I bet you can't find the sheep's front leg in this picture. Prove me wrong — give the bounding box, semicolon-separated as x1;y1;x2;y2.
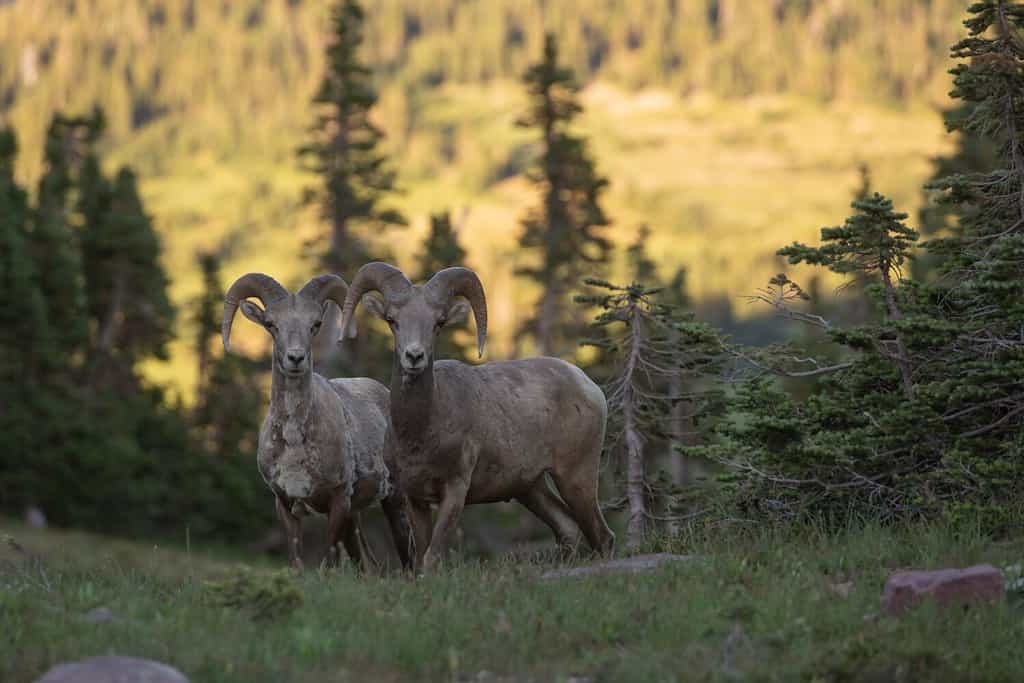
381;491;416;571
326;490;361;570
276;497;304;572
422;440;479;572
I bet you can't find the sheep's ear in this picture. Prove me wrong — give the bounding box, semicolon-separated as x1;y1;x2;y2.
361;294;387;320
443;299;471;327
239;300;265;325
320;300;333;320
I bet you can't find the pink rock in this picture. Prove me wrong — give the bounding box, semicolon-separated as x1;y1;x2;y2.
882;564;1005;615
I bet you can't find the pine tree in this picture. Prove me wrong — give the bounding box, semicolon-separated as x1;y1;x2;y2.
299;0;405;378
518;34;612;357
29;113;91;368
778;193;919;399
0;127;50;379
415;210;472;362
578;276;722;547
414;210;467;282
191;249;265;459
80;162;175;390
0;128;52;497
299;0;405;277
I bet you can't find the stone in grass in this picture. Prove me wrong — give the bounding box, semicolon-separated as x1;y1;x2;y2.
35;656;189;683
540;553;692;580
881;564;1005;615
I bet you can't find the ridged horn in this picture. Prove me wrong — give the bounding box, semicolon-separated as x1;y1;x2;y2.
338;262;412;343
299;273;351;336
425;266;488;358
222;273;289;351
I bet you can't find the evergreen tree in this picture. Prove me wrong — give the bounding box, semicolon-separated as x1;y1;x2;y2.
191;250;265;460
414;210;467;282
778;194;919;399
29;114;91;368
701;192;939;524
517;33;612;357
0;128;52;509
299;0;405;276
299;0;405;378
80;163;175;390
415;210;471;362
578;276;722;547
626;226;698;489
0;128;50;380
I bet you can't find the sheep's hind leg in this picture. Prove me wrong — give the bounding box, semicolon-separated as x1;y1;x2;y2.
550;472;615;556
517;478;584;559
275;497;304;572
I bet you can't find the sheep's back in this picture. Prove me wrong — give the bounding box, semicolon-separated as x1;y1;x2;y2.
433;356;605;451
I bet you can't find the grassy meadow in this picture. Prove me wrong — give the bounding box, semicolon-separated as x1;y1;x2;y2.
4;519;1023;682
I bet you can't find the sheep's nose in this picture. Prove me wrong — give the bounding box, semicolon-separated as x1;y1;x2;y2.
404;346;425;365
287;350;306;365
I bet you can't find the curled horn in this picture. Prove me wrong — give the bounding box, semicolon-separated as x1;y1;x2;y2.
298;273;349;311
338;262;412;343
425;266;488;358
222;273;289;351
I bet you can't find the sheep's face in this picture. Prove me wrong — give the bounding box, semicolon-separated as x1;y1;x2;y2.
240;296;328;377
363;287;469;378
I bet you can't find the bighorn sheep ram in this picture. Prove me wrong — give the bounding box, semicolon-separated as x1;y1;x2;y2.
338;262;614;570
222;273;414;571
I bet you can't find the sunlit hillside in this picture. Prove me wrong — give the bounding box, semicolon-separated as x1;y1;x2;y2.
0;0;960;398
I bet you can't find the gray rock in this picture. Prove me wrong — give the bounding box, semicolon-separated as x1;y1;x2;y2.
81;607;118;624
540;553;692;580
35;656;189;683
24;506;47;529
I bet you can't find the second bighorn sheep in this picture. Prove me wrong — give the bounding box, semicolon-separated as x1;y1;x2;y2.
339;262;614;570
222;273;414;571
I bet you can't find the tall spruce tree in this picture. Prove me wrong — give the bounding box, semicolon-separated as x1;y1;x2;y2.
778;194;919;399
579;276;722;547
415;210;467;282
415;210;472;362
191;249;265;459
917;0;1024;525
0;128;52;502
30;114;91;369
518;34;612;357
80;163;175;390
0;128;50;380
299;0;405;276
299;0;404;377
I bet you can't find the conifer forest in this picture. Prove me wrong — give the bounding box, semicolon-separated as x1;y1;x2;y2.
4;2;1024;681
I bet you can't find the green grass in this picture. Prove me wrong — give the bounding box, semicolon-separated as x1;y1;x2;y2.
3;520;1022;682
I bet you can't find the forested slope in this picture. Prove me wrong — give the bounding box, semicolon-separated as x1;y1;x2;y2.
0;0;962;394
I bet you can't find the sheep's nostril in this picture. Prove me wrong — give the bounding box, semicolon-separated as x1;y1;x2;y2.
405;349;424;364
287;352;305;365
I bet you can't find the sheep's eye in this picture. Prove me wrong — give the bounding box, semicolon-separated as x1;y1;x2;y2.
311;320;322;333
436;318;447;329
385;317;396;326
265;321;277;331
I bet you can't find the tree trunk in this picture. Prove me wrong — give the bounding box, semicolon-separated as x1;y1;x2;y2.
624;416;646;549
537;285;557;356
624;307;647;549
880;266;913;399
